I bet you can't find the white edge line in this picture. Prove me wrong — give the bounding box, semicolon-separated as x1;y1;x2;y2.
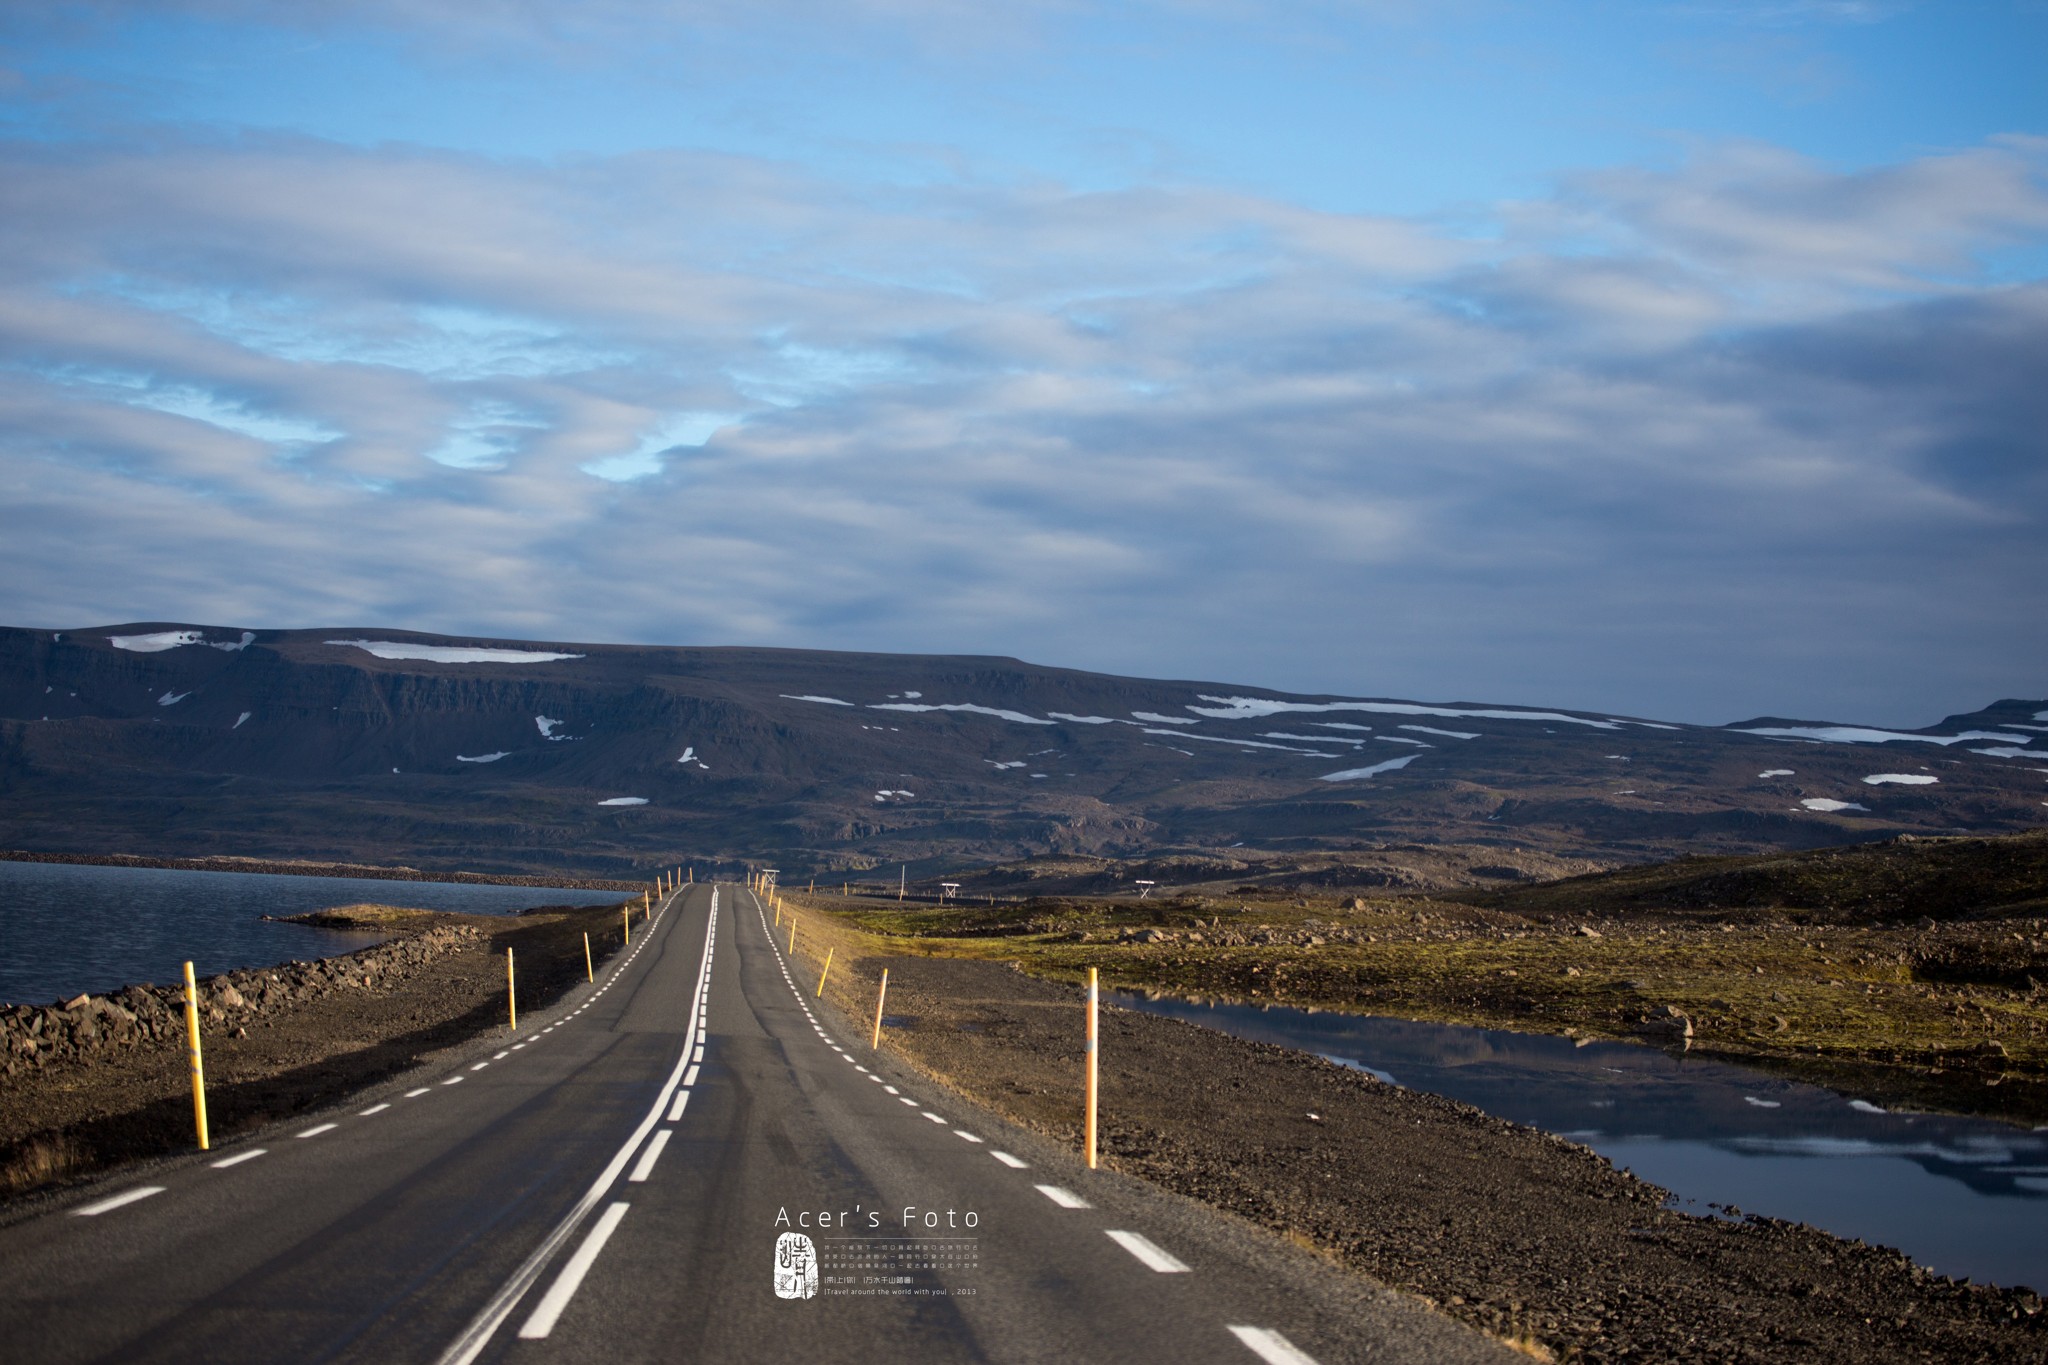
210;1148;267;1168
1107;1229;1190;1273
1227;1325;1322;1365
1035;1184;1091;1209
516;1201;632;1339
74;1186;165;1216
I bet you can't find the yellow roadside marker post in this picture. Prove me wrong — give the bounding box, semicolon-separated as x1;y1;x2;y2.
1085;967;1099;1170
789;921;797;955
183;960;209;1151
871;969;889;1049
507;948;517;1030
623;908;631;945
584;932;593;982
815;948;834;997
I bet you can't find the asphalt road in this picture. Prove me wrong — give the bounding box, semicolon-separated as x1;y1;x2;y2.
0;883;1511;1364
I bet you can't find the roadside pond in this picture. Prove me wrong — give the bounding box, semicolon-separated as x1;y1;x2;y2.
1109;989;2048;1293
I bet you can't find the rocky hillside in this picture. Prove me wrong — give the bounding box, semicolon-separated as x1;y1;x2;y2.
2;623;2044;880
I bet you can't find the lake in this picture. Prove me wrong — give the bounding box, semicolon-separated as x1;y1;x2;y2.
0;860;630;1005
1110;990;2048;1294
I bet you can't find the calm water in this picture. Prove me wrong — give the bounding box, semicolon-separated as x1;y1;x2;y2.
1111;991;2048;1293
0;861;629;1005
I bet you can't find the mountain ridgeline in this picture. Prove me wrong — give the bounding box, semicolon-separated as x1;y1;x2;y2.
1;624;2043;883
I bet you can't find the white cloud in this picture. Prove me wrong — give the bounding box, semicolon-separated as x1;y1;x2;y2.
0;131;2042;725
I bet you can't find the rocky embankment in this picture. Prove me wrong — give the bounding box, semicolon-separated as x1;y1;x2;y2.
0;901;626;1197
0;923;482;1080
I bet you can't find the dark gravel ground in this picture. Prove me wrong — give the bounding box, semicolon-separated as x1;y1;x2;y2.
841;954;2048;1365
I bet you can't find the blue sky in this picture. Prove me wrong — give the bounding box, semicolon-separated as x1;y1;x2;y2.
1;0;2043;724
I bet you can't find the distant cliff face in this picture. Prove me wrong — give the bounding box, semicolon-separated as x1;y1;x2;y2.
2;624;2043;879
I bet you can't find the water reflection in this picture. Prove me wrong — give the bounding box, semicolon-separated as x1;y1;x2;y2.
1110;990;2048;1291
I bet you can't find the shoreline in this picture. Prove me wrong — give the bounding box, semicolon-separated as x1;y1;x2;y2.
0;848;645;892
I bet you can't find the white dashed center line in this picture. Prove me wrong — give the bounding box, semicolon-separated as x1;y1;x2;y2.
517;1201;632;1340
443;1076;465;1086
668;1090;691;1121
298;1123;338;1139
991;1152;1028;1169
628;1130;672;1183
360;1104;390;1116
405;1087;431;1098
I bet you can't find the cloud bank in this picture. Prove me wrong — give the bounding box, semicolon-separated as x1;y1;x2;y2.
0;120;2042;724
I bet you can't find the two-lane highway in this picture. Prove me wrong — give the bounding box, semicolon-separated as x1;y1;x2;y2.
0;882;1512;1364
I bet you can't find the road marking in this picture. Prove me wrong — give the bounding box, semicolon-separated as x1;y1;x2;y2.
922;1112;948;1124
470;1062;489;1071
360;1104;391;1116
74;1186;164;1216
628;1130;672;1183
516;1201;632;1339
443;1076;465;1086
1035;1185;1091;1209
954;1130;984;1143
1227;1326;1321;1365
438;891;722;1365
692;1045;704;1063
406;1087;431;1098
683;1065;699;1086
211;1148;268;1168
992;1152;1028;1168
899;1097;919;1106
512;1044;526;1051
495;1050;510;1059
883;1085;899;1095
298;1123;339;1139
668;1090;690;1121
1107;1230;1190;1273
869;1075;884;1084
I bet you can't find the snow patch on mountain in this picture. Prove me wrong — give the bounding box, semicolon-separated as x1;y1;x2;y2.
1863;773;1938;785
1192;696;1622;729
458;752;509;763
1737;725;2028;747
1320;755;1419;781
871;702;1053;726
1801;798;1869;813
111;630;204;652
598;797;648;806
782;694;854;706
328;639;584;663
